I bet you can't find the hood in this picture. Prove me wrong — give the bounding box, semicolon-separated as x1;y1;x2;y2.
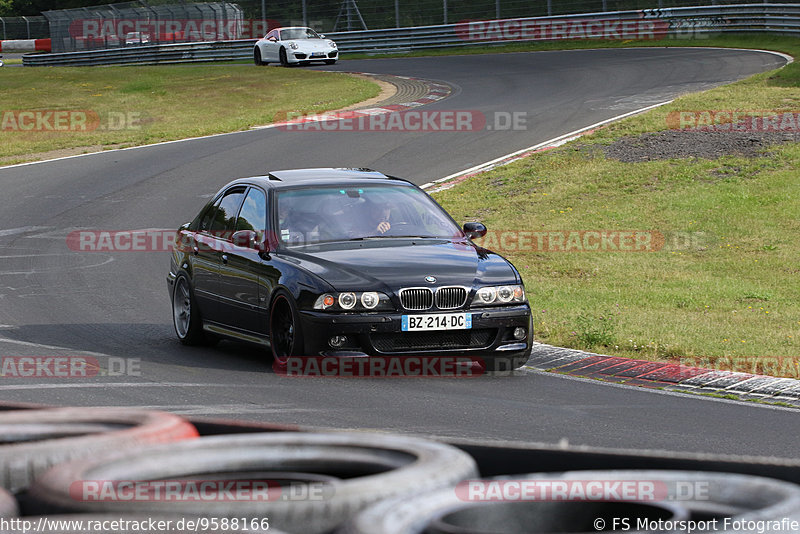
289;39;334;51
280;239;518;292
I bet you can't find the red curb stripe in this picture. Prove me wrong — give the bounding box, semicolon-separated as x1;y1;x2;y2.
610;361;666;378
638;364;708;383
548;355;612;372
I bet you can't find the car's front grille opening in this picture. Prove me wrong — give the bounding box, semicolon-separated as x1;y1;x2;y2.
400;288;433;311
435;287;467;310
371;329;496;353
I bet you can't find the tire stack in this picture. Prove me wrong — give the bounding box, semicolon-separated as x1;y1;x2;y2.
339;471;800;534
1;405;799;534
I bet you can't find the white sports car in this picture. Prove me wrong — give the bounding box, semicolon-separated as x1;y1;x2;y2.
254;27;338;67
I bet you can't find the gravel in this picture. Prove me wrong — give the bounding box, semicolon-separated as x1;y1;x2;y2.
603;129;800;162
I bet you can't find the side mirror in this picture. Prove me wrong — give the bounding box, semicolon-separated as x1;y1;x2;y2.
267;36;277;42
463;222;487;239
319;34;326;38
231;229;257;249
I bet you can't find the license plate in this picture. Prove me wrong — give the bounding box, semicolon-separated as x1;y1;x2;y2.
401;313;472;332
311;52;325;57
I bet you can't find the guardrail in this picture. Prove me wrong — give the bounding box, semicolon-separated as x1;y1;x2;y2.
23;3;800;67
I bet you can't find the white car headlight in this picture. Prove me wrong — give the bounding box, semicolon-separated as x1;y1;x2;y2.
289;42;298;50
471;284;525;306
327;40;337;48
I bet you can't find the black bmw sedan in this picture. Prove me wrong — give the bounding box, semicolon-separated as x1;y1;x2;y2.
167;168;532;372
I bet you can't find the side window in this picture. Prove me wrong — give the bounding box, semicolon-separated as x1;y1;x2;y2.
236;188;267;235
198;197;222;233
210;187;246;235
266;30;276;40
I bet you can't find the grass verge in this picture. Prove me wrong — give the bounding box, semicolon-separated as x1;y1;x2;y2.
0;65;379;165
431;35;800;378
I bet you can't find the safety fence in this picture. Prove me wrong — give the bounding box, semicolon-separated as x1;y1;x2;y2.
0;16;48;40
22;3;800;66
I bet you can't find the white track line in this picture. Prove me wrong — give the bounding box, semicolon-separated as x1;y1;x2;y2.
0;382;270;390
421;100;673;189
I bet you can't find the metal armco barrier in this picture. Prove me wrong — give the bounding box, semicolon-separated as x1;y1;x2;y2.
23;3;800;66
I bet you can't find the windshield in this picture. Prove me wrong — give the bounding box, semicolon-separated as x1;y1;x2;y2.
276;184;462;246
280;28;321;40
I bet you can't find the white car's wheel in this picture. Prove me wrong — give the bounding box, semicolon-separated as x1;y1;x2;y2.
254;47;266;66
279;47;290;67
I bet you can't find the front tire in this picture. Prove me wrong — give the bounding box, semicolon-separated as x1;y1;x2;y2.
269;290;305;366
172;274;206;345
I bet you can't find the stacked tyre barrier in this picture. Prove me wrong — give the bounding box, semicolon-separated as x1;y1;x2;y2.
1;405;799;533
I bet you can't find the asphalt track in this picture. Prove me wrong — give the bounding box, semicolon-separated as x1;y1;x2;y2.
0;48;797;458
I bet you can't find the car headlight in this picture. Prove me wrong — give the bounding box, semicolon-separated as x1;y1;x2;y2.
289;42;298;50
471;284;525;306
314;291;393;311
327;40;337;48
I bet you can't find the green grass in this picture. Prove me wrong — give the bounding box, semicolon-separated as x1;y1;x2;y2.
0;65;379;164
431;35;800;378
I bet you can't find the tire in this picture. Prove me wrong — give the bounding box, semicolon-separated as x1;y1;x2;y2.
340;470;800;533
26;432;478;534
253;47;265;66
172;274;206;346
0;488;17;517
0;408;198;493
269;290;304;367
279;47;289;67
325;59;337;65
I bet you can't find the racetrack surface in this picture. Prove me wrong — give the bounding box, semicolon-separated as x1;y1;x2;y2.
1;48;796;458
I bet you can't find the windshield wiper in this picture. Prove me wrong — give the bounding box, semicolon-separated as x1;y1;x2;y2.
347;235;435;240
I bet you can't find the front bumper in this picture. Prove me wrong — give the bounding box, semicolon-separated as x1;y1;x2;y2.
292;50;337;61
297;304;532;360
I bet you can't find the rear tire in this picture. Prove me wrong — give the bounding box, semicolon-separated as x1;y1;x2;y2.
254;47;266;66
172;274;206;346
